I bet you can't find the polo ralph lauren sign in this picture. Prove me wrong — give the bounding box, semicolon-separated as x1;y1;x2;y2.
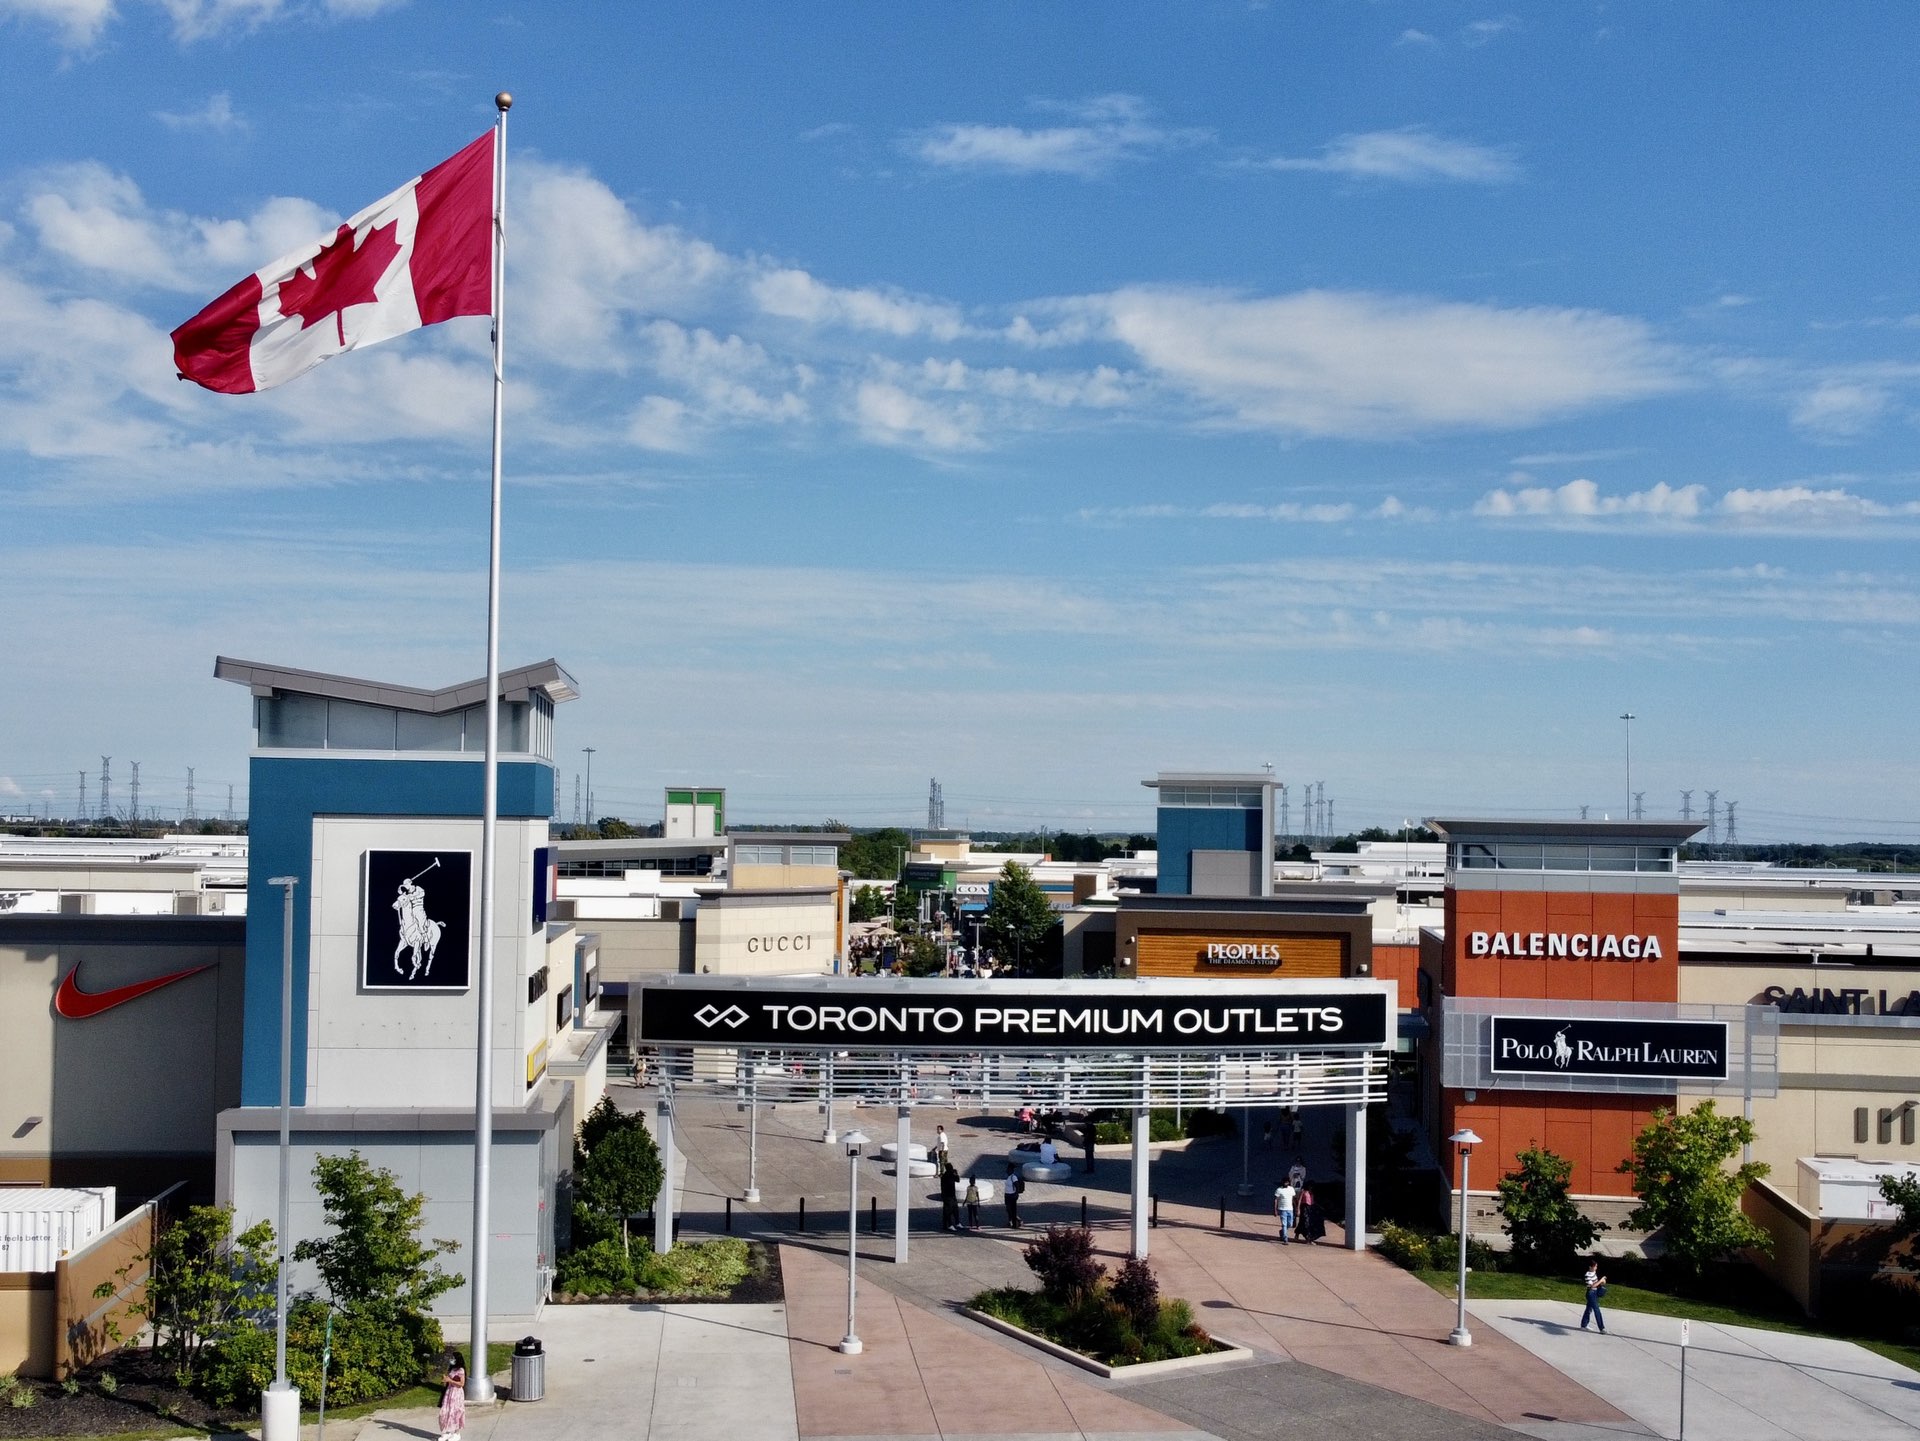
361;849;472;992
637;978;1392;1052
1490;1015;1729;1081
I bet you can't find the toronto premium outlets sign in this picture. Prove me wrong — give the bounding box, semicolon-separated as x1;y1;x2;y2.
1489;1015;1730;1081
637;979;1392;1052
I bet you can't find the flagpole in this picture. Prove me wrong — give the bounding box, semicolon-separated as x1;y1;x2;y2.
467;88;511;1405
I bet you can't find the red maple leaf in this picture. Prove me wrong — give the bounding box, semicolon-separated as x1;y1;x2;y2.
277;220;403;347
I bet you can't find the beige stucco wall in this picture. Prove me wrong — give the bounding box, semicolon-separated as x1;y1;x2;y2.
694;894;836;976
1682;959;1920;1177
732;862;840;891
589;916;694;982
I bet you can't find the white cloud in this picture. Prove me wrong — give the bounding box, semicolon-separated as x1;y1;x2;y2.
853;380;981;451
751;267;967;340
155;92;246;132
1397;28;1438;46
1080;497;1424;526
1475;478;1706;520
1;0;115;47
1718;484;1920;525
626;395;694;452
1097;287;1680;438
1790;379;1889;437
641;320;808;426
155;0;403;42
908;94;1205;178
1257;127;1519;184
1462;15;1519;46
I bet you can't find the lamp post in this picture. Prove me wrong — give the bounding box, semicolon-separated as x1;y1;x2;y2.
1447;1128;1481;1347
839;1130;869;1355
1619;713;1635;816
262;876;300;1441
743;1063;761;1204
581;746;595;828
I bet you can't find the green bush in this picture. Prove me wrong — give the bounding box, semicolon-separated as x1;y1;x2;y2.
201;1301;444;1408
1109;1256;1160;1330
556;1237;751;1299
971;1286;1215;1366
1022;1225;1103;1304
1092;1108;1234;1144
1376;1221;1435;1270
1498;1146;1607;1273
555;1238;638;1297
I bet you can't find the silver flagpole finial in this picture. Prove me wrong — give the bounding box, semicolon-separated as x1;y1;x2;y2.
495;91;513;112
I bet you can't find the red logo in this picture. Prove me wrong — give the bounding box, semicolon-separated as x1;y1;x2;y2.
54;963;214;1019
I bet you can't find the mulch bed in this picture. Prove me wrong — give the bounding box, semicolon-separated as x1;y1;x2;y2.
0;1348;255;1440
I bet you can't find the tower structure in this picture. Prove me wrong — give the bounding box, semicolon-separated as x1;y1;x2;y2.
99;757;111;820
928;778;945;831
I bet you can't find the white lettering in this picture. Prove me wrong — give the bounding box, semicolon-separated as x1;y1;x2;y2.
1528;933;1544;956
1600;934;1621;959
1644;936;1663;960
934;1007;963;1034
1469;931;1490;956
1548;933;1568;957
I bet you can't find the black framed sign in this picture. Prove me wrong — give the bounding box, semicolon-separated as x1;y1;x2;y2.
361;849;473;991
636;980;1391;1052
1489;1016;1729;1081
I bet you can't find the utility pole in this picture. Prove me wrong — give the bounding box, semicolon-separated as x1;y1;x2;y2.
1619;712;1636;815
129;762;140;824
99;757;111;821
1278;782;1289;838
226;784;235;823
77;772;87;823
1580;804;1590;821
582;747;596;828
572;774;581;827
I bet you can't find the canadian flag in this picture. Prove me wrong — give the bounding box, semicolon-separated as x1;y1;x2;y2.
173;131;494;394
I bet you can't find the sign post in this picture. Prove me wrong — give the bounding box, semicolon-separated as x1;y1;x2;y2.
1679;1318;1689;1440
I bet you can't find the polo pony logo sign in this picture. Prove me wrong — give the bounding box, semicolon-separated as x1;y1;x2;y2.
361;849;472;992
1490;1015;1729;1081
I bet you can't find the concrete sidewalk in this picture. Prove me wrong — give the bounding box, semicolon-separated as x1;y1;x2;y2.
1469;1299;1920;1441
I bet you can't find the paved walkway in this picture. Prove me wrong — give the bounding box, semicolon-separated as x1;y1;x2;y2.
1469;1299;1920;1441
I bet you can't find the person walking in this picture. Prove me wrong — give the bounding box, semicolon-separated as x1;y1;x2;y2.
1004;1163;1024;1228
438;1351;467;1441
1296;1183;1319;1243
964;1174;981;1230
933;1124;951;1165
1273;1179;1297;1243
939;1161;960;1231
1581;1260;1608;1332
1261;1118;1274;1150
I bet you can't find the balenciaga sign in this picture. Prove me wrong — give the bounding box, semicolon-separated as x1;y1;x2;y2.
1467;931;1664;961
1489;1015;1729;1081
637;978;1392;1052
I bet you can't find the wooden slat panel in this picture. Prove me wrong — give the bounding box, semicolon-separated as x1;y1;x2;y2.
1136;931;1345;979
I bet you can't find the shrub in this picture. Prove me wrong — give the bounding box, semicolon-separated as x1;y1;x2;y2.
639;1238;751;1296
1109;1256;1160;1331
96;1372;117;1395
9;1387;34;1410
60;1378;80;1397
1620;1102;1772;1277
1498;1145;1607;1273
1376;1221;1435;1270
576;1124;664;1257
556;1238;639;1296
201;1301;443;1408
1022;1225;1104;1305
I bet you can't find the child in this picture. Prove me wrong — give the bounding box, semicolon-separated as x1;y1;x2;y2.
438;1352;467;1441
964;1175;981;1230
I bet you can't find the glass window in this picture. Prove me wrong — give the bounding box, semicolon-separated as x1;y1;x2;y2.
327;700;398;750
257;694;327;748
735;844;782;865
398;709;466;751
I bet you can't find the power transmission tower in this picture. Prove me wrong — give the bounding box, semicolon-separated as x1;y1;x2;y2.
572;774;581;825
1580;804;1590;821
226;784;234;823
1680;790;1692;822
129;762;140;823
77;772;87;822
186;768;196;821
1327;798;1335;836
1632;791;1644;821
1705;791;1719;848
99;757;111;821
928;778;945;830
1278;783;1289;837
1725;801;1739;847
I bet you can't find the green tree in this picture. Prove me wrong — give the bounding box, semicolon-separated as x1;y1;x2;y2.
577;1123;664;1256
1496;1145;1606;1273
850;884;888;922
897;933;945;977
841;827;912;879
576;1094;628;1164
1880;1171;1920;1272
293;1152;463;1315
1618;1101;1772;1276
983;860;1054;970
97;1205;277;1389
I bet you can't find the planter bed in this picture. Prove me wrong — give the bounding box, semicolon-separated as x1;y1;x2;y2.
962;1305;1249;1379
552;1238;783;1305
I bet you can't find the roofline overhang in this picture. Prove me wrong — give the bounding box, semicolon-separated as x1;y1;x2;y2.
215;655;579;710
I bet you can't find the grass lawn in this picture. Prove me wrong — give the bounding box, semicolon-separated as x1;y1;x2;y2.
1414;1269;1920;1375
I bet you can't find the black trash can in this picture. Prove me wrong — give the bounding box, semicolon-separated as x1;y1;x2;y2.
510;1335;545;1402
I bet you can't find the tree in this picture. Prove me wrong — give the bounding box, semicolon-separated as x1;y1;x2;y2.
897;933;945;977
98;1205;277;1389
1619;1101;1771;1276
841;827;912;880
850;884;888;922
983;860;1054;971
1497;1145;1606;1272
577;1123;664;1256
293;1152;463;1315
1880;1171;1920;1272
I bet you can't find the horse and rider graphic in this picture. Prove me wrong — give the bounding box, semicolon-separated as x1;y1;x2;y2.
392;859;445;980
1552;1026;1574;1069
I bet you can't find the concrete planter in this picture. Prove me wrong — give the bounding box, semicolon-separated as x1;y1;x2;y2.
961;1306;1251;1379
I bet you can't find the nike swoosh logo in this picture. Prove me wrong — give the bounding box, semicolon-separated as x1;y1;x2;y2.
55;962;215;1019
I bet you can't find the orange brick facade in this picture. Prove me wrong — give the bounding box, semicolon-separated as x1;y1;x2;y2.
1438;887;1681;1197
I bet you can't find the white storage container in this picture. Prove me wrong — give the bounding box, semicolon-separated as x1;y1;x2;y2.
0;1187;115;1272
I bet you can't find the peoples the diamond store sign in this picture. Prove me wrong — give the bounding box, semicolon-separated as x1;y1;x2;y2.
637;977;1394;1052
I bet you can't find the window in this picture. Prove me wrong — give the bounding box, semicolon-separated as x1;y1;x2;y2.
1449;841;1677;875
792;845;838;866
528;966;549;1004
1158;785;1263;809
554;985;573;1030
734;844;784;865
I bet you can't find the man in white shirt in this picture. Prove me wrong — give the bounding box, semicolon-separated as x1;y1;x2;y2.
1273;1181;1298;1242
1038;1137;1057;1166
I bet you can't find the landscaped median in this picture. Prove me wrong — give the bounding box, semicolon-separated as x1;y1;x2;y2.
963;1225;1246;1377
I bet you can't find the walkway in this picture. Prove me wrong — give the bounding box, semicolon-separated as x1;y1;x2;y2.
1469;1299;1920;1441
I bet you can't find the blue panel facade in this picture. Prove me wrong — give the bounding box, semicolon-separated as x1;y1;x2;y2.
1156;804;1263;896
243;756;555;1107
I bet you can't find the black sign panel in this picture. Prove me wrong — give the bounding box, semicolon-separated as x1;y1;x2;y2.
637;984;1389;1052
361;849;472;991
1490;1016;1729;1081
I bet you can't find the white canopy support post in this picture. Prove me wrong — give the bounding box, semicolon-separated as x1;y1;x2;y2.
1344;1098;1367;1251
1130;1103;1150;1259
894;1103;911;1263
654;1097;675;1255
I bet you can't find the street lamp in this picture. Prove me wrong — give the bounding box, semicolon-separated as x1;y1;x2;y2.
1447;1128;1482;1347
839;1130;870;1355
262;876;300;1441
1619;713;1635;816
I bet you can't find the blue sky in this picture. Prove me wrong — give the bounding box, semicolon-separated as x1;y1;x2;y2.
2;1;1917;842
